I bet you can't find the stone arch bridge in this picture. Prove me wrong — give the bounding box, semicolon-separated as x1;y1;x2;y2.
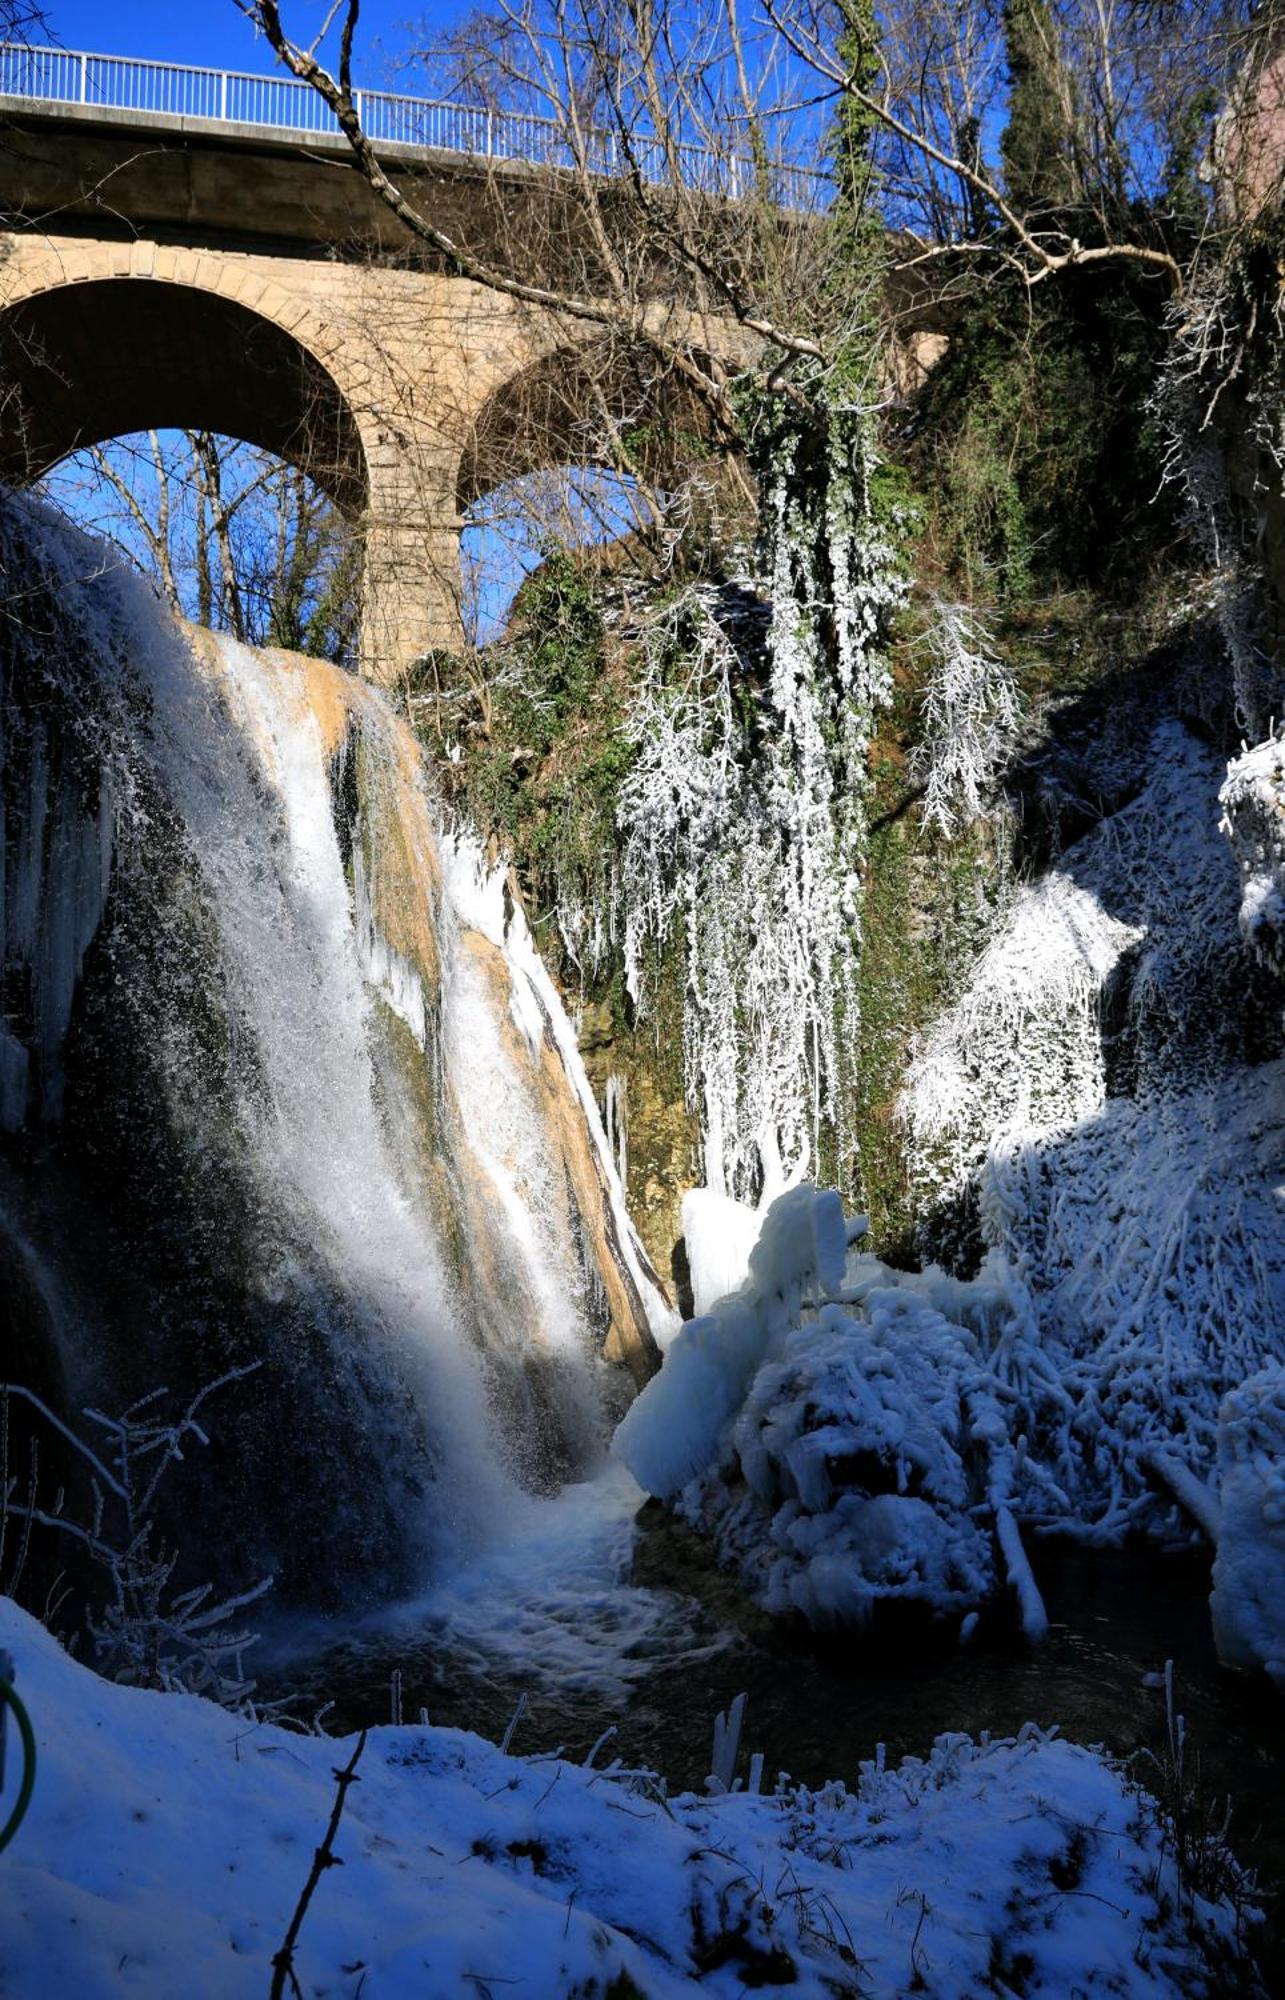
0;53;752;679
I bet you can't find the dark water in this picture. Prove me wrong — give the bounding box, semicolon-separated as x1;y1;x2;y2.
268;1508;1285;1987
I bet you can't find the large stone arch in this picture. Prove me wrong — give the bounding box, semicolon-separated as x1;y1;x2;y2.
0;252;366;509
0;249;464;677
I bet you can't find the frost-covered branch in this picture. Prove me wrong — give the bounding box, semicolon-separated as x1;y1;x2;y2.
909;603;1022;838
1;1373;272;1706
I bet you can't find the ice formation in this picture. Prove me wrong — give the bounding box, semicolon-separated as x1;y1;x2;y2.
617;1187;1059;1630
616;392;907;1202
0;1596;1253;1998
1210;1367;1285;1690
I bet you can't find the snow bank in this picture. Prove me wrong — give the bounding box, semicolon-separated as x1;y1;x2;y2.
1211;1368;1285;1689
0;1598;1250;1997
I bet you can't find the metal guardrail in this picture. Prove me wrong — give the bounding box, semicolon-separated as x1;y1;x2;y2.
0;41;821;206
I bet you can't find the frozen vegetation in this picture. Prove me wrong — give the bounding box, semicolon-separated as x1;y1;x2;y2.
619;715;1284;1645
0;1597;1256;1998
617;1186;1051;1631
1221;732;1285;979
1211;1368;1285;1691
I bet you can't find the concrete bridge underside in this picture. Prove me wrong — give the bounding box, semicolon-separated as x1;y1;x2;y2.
0;105;738;679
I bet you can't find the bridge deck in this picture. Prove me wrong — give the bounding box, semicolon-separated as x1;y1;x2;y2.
0;40;817;204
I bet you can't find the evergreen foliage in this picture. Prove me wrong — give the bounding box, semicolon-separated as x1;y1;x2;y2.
999;0;1077;215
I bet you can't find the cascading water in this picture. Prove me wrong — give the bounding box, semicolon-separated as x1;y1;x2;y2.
0;492;669;1609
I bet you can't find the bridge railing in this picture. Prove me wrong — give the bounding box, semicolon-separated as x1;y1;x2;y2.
0;41;823;207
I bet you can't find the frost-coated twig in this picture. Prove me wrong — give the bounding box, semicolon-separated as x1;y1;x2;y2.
269;1729;368;2000
498;1694;528;1756
994;1505;1049;1645
1141;1449;1222;1543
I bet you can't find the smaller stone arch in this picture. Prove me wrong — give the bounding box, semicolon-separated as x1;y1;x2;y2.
456;335;724;516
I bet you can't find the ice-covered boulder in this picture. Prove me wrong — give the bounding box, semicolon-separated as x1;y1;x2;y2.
1210;1367;1285;1689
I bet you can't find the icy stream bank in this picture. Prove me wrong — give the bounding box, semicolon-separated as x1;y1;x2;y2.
0;1595;1260;1998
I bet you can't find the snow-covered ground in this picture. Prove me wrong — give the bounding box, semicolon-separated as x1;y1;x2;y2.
0;1597;1253;1997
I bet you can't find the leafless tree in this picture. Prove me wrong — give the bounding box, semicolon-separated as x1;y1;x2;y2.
46;432;362;664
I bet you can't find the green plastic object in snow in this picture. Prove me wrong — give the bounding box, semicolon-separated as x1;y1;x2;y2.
0;1649;36;1853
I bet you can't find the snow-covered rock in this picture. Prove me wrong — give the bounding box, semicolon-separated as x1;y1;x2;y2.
0;1597;1254;1996
1211;1367;1285;1689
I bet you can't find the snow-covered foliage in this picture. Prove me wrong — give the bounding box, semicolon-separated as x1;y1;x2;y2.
895;712;1284;1534
616;391;907;1200
706;1296;998;1626
1221;731;1285;979
0;1596;1255;1997
982;1063;1285;1524
906;720;1252;1213
1210;1367;1285;1690
909;601;1023;837
1150;265;1284;737
617;1187;1060;1629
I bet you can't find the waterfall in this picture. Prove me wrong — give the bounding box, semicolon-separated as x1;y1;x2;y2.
0;493;669;1608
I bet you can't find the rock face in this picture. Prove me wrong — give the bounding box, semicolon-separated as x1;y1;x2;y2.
0;494;666;1608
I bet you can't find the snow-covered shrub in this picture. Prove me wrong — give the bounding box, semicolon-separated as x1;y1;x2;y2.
708;1299;997;1625
980;1063;1285;1527
616;1187;1057;1629
909;601;1023;838
1221;731;1285;980
1210;1367;1285;1689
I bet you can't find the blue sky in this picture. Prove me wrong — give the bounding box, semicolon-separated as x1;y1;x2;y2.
33;2;456;86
